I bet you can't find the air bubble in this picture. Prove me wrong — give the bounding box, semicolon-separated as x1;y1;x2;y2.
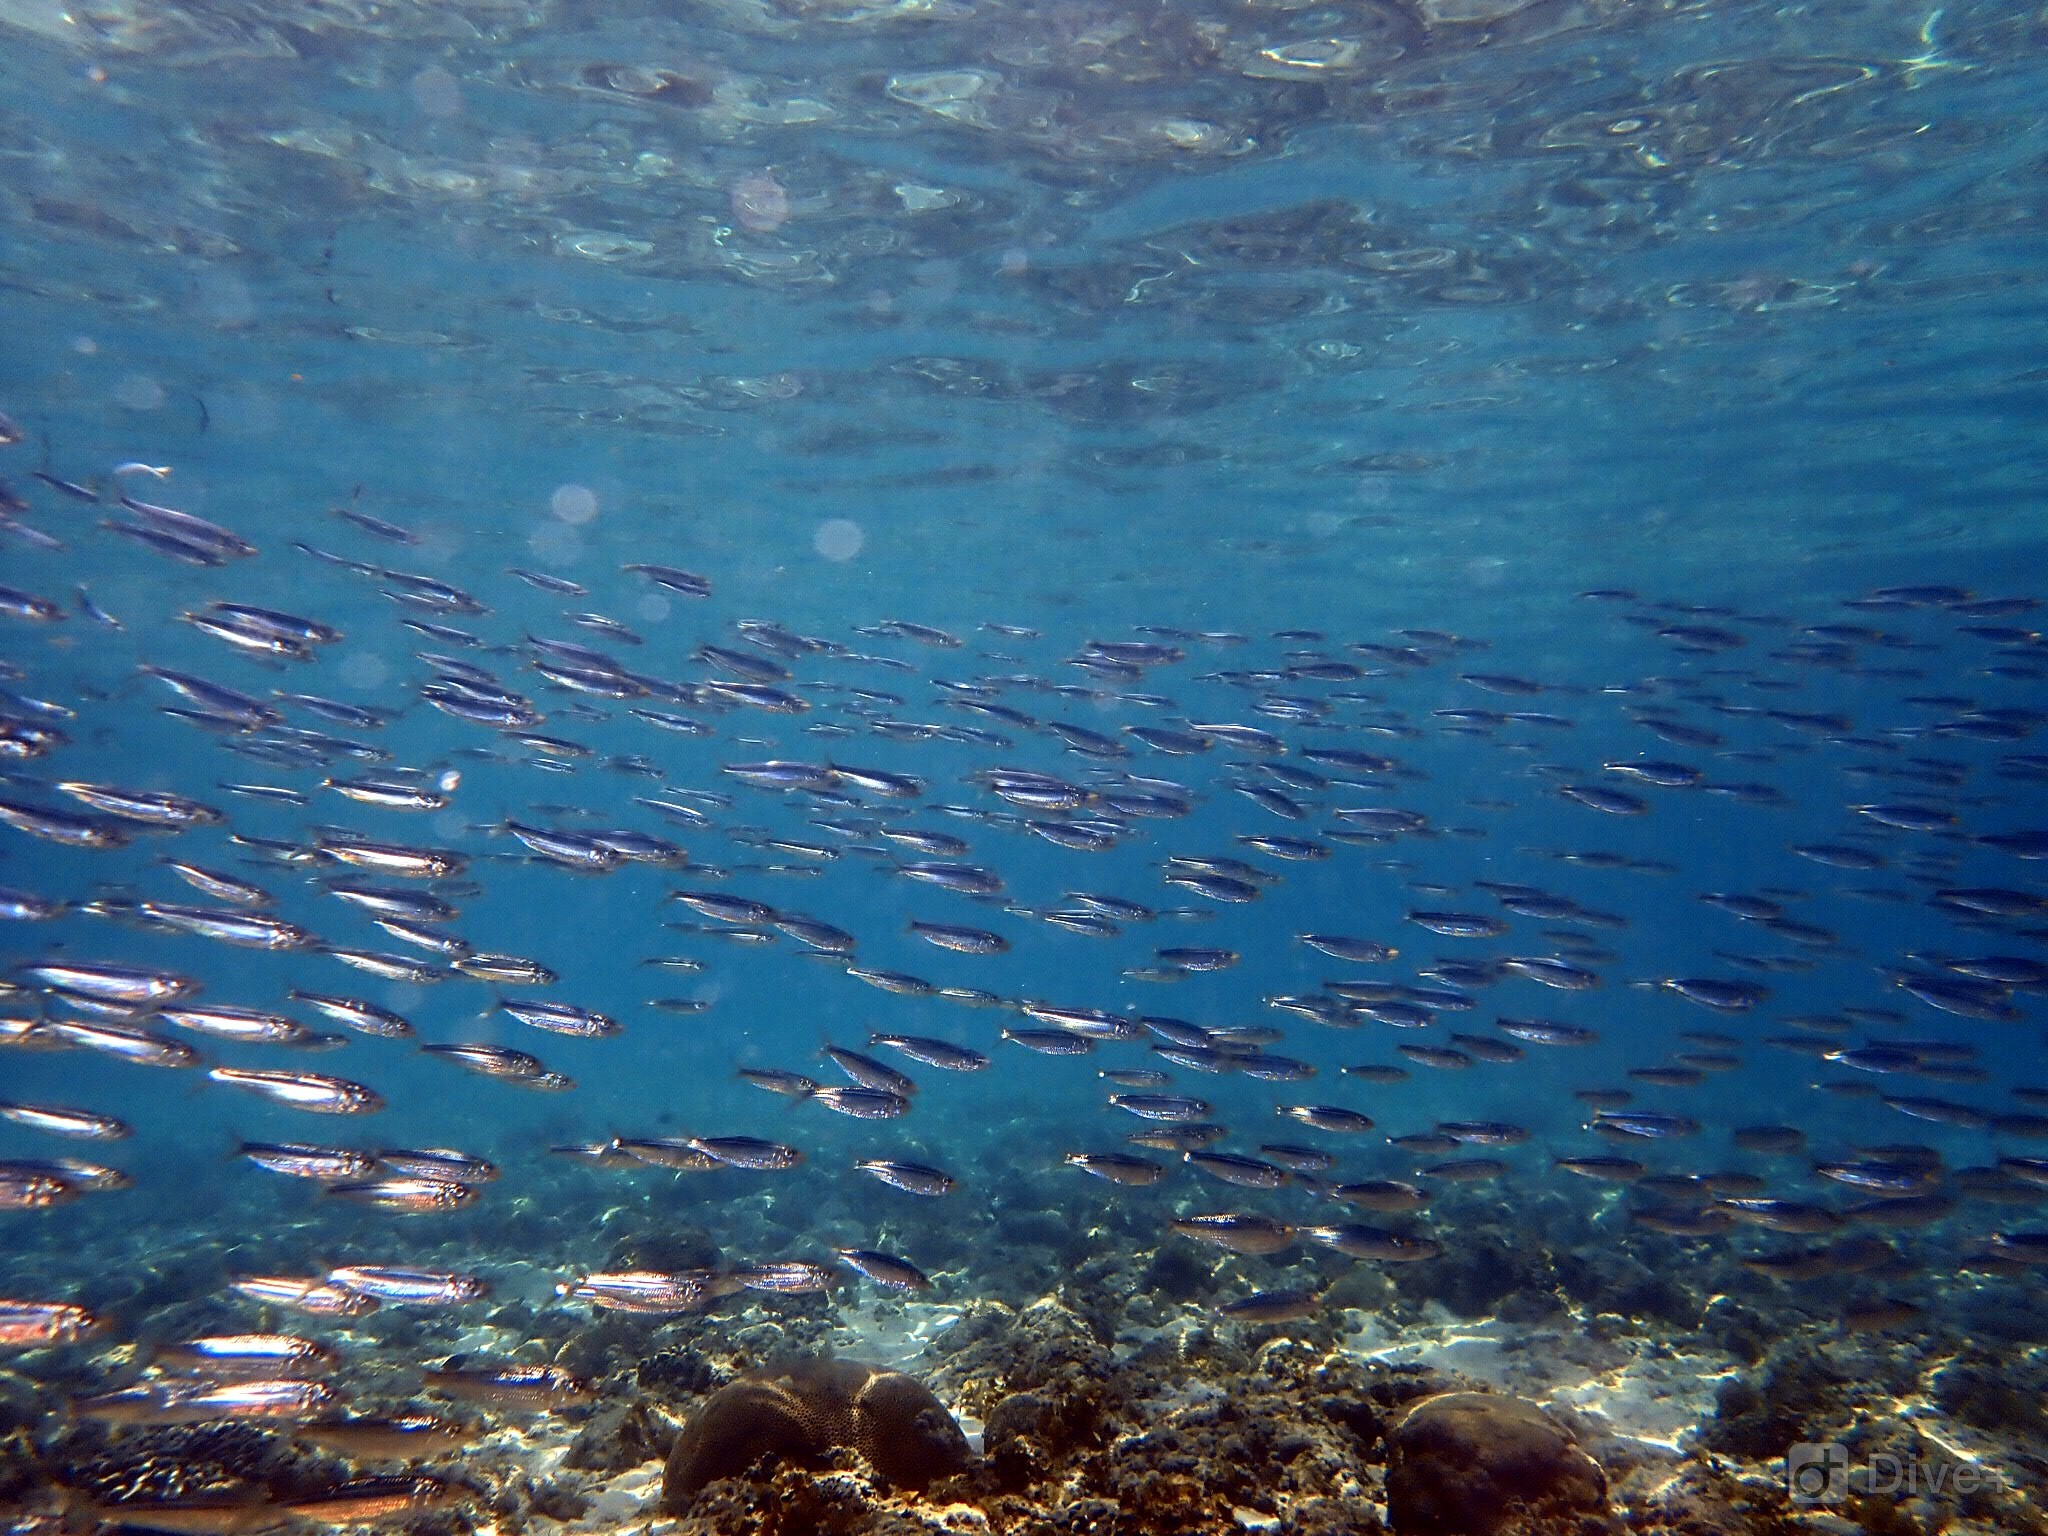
411;67;463;118
551;484;599;525
815;519;864;561
114;374;166;412
340;653;389;691
731;172;791;233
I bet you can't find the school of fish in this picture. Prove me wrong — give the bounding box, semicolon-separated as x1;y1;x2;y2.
2;406;2047;1527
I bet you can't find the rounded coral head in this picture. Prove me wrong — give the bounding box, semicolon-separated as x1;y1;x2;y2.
661;1357;972;1509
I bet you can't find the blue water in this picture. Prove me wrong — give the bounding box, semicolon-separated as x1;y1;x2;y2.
1;0;2045;1524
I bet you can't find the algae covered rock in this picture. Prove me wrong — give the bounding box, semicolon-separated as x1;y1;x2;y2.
565;1398;670;1473
660;1357;970;1509
1384;1390;1609;1535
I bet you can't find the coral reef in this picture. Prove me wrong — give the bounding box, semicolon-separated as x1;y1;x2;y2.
12;1184;2048;1536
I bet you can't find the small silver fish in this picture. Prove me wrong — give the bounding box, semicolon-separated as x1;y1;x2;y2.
208;1068;384;1114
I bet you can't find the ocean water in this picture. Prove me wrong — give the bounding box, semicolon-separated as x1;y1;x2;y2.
1;0;2045;1532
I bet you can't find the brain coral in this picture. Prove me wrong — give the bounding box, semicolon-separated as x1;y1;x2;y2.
661;1357;972;1509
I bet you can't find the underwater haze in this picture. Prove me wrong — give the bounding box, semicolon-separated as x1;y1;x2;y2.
1;0;2046;1532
